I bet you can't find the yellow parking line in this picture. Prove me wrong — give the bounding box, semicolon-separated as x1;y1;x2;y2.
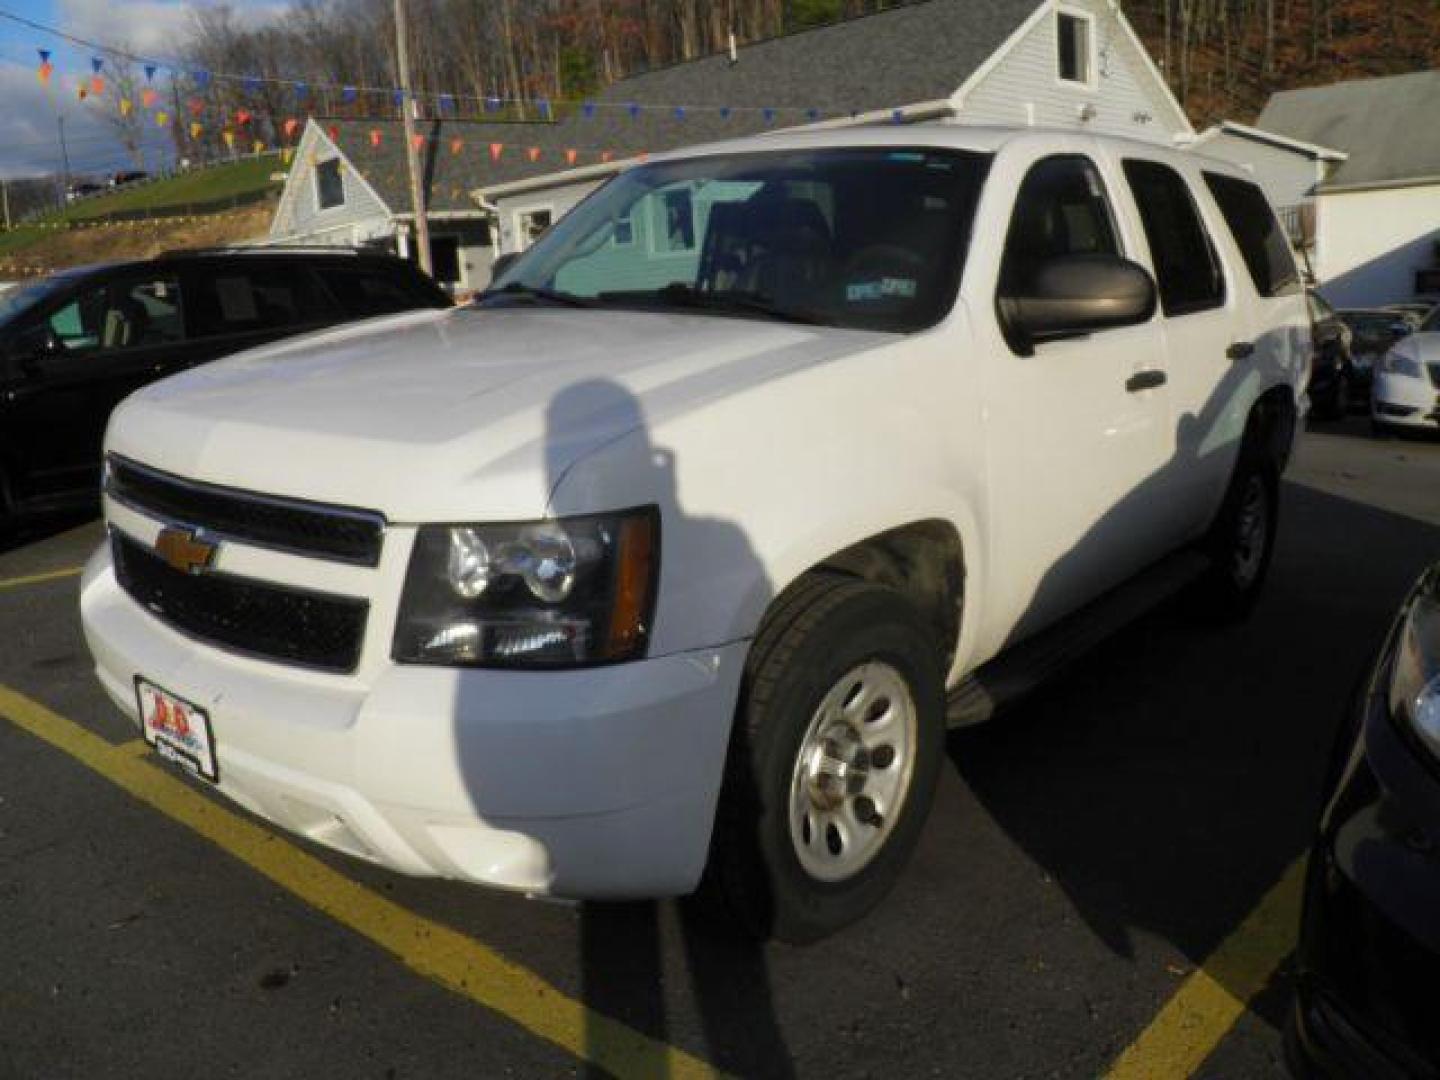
1104;856;1307;1079
0;566;84;593
0;684;723;1080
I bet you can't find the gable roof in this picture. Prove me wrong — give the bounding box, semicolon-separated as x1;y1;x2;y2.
315;117;625;213
1257;71;1440;191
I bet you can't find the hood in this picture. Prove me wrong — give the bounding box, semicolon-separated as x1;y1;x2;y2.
107;304;886;521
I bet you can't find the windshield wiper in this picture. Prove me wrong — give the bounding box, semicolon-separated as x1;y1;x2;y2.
639;283;833;326
477;282;591;308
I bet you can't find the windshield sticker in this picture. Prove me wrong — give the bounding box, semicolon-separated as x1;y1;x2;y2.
847;278;918;302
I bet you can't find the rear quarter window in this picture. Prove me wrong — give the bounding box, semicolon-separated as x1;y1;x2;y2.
187;264;331;338
322;264;449;318
1203;173;1301;298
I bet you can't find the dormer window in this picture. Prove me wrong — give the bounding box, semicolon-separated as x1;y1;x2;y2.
1057;10;1094;86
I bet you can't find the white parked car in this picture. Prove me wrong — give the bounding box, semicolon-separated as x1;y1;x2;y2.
1374;306;1440;434
80;126;1309;941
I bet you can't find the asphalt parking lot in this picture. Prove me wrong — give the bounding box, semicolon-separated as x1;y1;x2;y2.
2;417;1438;1080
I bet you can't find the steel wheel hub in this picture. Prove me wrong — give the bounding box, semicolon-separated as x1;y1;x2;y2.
1232;475;1268;587
788;661;918;883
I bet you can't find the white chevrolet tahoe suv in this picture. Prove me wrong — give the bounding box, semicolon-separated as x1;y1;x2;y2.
81;126;1309;942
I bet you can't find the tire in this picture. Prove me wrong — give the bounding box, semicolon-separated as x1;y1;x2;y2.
1314;376;1348;421
695;572;945;944
1195;446;1279;621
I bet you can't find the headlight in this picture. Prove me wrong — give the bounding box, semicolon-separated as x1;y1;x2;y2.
1381;349;1423;378
393;508;659;668
1391;569;1440;756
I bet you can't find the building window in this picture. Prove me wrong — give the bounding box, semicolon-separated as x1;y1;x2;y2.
316;158;345;210
517;208;553;249
652;187;696;253
1057;11;1092;85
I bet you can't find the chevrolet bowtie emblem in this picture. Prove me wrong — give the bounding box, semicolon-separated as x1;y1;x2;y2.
154;526;218;575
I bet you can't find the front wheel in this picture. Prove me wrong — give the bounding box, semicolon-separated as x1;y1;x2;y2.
696;573;945;943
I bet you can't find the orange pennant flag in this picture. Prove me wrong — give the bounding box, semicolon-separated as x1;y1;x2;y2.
90;75;104;96
565;148;578;166
527;146;541;163
489;142;503;161
141;88;158;109
369;129;382;148
37;61;52;86
283;118;299;139
411;133;424;151
449;137;464;156
601;151;613;163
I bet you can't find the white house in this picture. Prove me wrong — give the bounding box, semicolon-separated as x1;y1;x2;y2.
473;0;1195;254
1249;71;1440;306
269;118;517;292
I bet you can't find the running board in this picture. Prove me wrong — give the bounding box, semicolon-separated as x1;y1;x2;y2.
946;549;1210;728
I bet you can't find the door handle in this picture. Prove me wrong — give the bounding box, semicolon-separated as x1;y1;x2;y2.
1126;370;1167;393
1227;341;1256;361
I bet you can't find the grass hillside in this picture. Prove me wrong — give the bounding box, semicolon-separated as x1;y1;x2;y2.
0;157;284;275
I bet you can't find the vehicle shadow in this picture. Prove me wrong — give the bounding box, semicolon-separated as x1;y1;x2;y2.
949;482;1440;1022
448;377;793;1077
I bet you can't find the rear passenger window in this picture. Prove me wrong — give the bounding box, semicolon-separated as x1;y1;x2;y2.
1203;173;1301;298
187;266;328;338
1122;159;1224;316
999;155;1120;298
324;265;439;318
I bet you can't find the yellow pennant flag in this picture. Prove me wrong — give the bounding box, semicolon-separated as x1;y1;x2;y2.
252;139;264;154
282;148;294;164
222;130;235;149
119;98;133;116
190;122;203;140
155;111;170;128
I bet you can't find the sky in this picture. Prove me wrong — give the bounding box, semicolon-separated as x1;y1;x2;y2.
0;0;280;179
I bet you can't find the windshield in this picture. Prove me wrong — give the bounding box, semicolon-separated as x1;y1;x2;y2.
0;276;70;327
487;147;991;333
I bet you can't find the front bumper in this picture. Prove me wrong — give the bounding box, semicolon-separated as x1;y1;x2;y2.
80;542;749;899
1372;371;1440;431
1290;602;1440;1076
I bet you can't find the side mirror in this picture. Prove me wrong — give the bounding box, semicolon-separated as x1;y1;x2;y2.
10;324;59;374
1000;253;1157;354
489;252;520;282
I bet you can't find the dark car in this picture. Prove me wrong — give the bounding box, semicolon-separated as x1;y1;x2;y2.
65;181;105;202
109;170;150;188
0;248;450;530
1289;563;1440;1077
1308;291;1357;419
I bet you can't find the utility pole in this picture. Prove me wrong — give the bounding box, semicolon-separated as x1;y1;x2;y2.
58;114;72;198
394;0;433;276
2;180;10;231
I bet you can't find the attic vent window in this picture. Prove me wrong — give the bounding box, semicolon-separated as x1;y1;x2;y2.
1057;11;1093;85
316;158;345;210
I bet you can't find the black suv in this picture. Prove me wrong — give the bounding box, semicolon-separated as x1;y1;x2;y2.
0;248;450;529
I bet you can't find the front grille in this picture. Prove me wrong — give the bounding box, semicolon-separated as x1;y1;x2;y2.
107;455;385;566
113;531;368;673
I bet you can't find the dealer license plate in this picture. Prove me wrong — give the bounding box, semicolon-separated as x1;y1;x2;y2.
136;678;218;783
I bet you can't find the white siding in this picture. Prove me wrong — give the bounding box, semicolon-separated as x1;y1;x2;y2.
1315;184;1440;306
495;180;603;254
1194;132;1324;211
270;125;392;242
958;0;1184;144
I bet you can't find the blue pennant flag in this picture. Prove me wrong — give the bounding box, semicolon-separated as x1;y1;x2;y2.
341;85;358;104
627;102;641;119
193;70;210;89
762;107;776;124
38;49;51;64
673;105;685;120
439;94;455;113
538;98;551;119
581;101;596;119
484;95;501;113
719;106;732;120
393;88;405;107
143;63;156;82
806;108;820;121
891;108;904;124
244;76;261;95
91;57;103;74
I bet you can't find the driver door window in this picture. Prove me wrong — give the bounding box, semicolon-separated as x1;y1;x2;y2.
999;154;1120;300
45;275;185;357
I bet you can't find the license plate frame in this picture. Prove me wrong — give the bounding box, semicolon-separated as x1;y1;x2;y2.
135;677;219;783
